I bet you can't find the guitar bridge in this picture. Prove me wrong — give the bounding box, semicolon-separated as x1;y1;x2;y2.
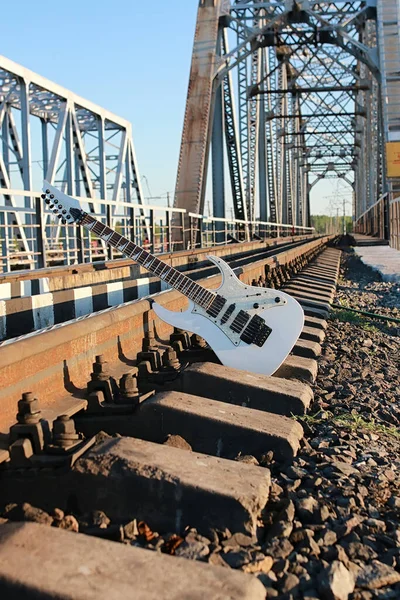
240;315;272;347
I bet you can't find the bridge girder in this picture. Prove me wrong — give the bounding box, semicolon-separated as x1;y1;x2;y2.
0;55;144;270
174;0;400;233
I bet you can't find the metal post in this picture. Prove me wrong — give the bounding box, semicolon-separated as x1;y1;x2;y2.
149;208;154;253
189;215;194;249
65;110;75;264
20;79;34;268
212;78;225;244
180;212;185;251
166;210;171;253
74;150;84;263
0;211;9;272
199;216;204;249
35;195;46;268
258;51;267;235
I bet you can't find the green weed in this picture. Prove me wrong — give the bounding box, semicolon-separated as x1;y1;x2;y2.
293;409;400;439
331;308;380;333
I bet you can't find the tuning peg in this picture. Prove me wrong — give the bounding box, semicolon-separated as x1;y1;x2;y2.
61;218;66;224
62;210;67;214
50;194;54;199
45;198;51;204
57;215;63;219
58;204;63;209
45;189;50;194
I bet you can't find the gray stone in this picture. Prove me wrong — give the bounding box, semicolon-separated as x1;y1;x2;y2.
235;454;259;465
53;515;79;532
5;503;53;526
221;550;251;568
222;532;256;548
331;461;360;477
242;556;274;574
365;518;386;533
280;573;300;593
265;538;294;559
123;519;138;540
90;510;110;529
356;560;400;590
346;542;377;562
175;539;210;561
296;497;319;522
163;434;192;451
319;560;355;600
318;529;338;547
286;465;308;480
262;586;278;597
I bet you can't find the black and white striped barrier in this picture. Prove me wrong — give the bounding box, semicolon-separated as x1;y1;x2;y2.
0;276;169;341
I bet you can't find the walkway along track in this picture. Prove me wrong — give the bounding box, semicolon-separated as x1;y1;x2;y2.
0;239;340;598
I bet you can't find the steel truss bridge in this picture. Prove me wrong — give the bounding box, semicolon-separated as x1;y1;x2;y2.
174;0;400;246
1;0;400;272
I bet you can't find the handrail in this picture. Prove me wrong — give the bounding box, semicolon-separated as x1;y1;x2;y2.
1;188;313;230
355;192;388;222
1;187;315;272
0;187;187;213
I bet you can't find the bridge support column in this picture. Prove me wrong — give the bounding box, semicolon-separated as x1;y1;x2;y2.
212;34;226;246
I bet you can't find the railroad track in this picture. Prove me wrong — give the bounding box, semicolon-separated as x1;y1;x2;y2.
0;240;341;599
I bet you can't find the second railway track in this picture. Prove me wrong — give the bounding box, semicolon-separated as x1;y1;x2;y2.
0;239;341;599
0;234;323;341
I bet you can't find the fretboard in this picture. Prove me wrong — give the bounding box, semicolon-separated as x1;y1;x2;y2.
80;213;216;309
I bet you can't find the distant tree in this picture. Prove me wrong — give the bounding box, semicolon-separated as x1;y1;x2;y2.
311;215;352;234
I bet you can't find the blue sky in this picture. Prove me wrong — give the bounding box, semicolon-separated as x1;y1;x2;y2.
2;0;351;216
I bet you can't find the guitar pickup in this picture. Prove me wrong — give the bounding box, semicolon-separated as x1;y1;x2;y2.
230;310;250;334
206;295;227;318
221;303;235;324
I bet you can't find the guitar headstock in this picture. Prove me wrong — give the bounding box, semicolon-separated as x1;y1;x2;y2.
41;180;85;225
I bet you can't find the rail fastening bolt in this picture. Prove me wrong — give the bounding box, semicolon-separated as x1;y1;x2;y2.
16;392;41;425
52;415;80;448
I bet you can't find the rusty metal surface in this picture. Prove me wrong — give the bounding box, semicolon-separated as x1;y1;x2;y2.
173;0;222;218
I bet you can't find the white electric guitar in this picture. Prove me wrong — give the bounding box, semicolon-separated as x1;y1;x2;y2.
42;182;304;375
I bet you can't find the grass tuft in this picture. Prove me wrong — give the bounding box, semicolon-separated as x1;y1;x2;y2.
293;409;400;440
331;308;380;333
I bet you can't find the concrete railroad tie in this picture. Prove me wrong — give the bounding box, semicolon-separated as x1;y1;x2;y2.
0;522;265;600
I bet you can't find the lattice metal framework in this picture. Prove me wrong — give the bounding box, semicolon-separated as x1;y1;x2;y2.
0;55;144;270
174;0;399;233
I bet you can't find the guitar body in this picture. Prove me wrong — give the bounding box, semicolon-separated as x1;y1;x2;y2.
41;182;304;377
152;255;304;376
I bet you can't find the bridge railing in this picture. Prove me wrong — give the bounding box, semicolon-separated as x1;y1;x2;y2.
0;188;314;273
389;196;400;250
353;193;390;241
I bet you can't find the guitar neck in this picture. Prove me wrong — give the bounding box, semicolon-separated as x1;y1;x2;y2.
80;213;216;309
